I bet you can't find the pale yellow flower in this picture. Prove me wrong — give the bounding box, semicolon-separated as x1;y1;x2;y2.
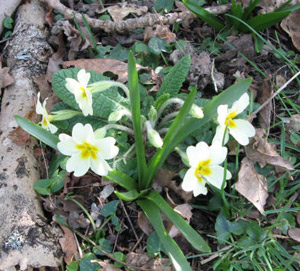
181;142;231;197
57;123;119;177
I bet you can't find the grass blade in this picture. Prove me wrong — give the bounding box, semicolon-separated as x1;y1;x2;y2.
15;116;59;150
183;0;225;31
138;199;192;271
127;51;147;189
145;190;211;252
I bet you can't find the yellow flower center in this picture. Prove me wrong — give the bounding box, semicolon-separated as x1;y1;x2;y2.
225;111;238;128
194;159;212;182
79;86;87;99
42;117;48;127
76;142;99;160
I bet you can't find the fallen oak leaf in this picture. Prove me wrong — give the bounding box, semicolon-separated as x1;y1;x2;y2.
281;9;300;51
258;77;273;131
236;157;268;214
63;58;146;83
245;128;294;172
0;65;14;90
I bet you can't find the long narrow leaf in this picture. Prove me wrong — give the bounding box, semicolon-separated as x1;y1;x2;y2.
145;88;196;188
183;0;224;31
146;78;251;185
146;190;211;252
127;51;147;189
138;199;192;271
246;11;291;32
15;116;59;150
106;170;137;191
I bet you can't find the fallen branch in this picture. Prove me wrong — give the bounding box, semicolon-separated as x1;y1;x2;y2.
40;0;230;33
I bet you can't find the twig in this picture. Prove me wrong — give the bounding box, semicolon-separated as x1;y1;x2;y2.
200;245;232;265
249;71;300;121
39;0;230;33
120;200;140;242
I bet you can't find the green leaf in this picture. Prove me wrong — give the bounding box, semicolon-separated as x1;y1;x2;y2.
54;214;69;227
115;189;142;201
112;252;126;267
154;93;170;110
15;116;59;150
101;200;119;217
246;222;267;242
148;37;170;55
93;239;111;256
138;199;192;271
106;170;137;190
52;68;129;118
215;213;232;244
66;261;78;271
50;169;66;192
245;11;291;32
154;0;174;12
146;190;210;252
243;0;260;20
128;51;148;189
3;17;14;29
183;0;225;31
48;153;68;177
157;55;191;97
80;253;99;271
33;179;52;195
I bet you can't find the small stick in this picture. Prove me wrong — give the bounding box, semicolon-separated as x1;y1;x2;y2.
249;71;300;121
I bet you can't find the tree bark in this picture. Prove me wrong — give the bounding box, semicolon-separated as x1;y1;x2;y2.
0;0;62;269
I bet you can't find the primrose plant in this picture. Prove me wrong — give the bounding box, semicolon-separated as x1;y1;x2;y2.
16;52;255;270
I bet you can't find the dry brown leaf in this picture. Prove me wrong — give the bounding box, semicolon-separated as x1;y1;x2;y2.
288;228;300;242
144;25;176;43
286;114;300;132
0;65;14;90
258;78;273;131
59;225;78;265
245;128;294;172
137;211;152;236
9;111;36;145
236;157;268;214
63;58;145;83
100;3;148;21
281;9;300;51
169;204;193;238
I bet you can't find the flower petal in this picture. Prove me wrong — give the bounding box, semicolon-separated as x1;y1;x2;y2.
48;122;58;134
212;125;229;146
77;69;90;87
229;119;255;146
96;137;119;160
74;94;93;116
66;153;90;177
66;78;81;94
181;168;198;193
231;93;249;114
90;157;112;176
193;181;208;196
57;134;78;155
72;123;92;143
217;104;228;126
206;165;227;189
209;144;227;165
36;92;44;115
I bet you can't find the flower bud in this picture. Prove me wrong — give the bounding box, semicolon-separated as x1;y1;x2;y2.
108;109;128;123
148;106;158;123
88;81;113;93
94;127;107;139
190;104;204;119
145;121;163;148
51;110;81;121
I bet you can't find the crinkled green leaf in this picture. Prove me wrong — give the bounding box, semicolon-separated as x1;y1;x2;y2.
101;200;119;217
157;55;191;97
52;68;129;118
